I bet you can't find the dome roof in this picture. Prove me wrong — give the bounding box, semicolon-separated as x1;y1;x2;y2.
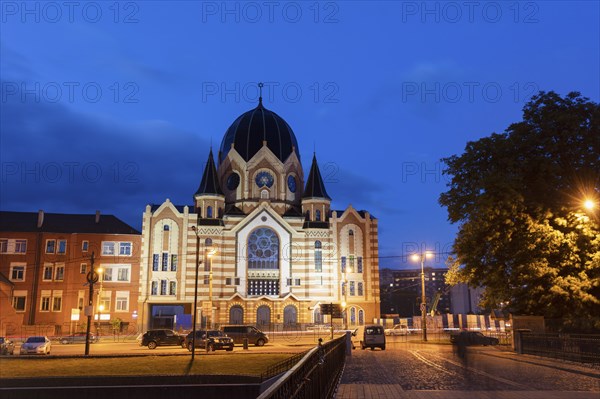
219;101;300;164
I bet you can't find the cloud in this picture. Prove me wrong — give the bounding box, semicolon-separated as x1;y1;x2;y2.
0;81;210;230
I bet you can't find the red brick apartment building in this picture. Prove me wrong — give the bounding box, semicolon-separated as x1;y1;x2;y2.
0;210;140;337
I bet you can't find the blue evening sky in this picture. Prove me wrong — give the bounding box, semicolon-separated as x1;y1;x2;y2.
1;1;598;269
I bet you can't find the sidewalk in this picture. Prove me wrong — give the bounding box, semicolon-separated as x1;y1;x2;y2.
336;386;599;399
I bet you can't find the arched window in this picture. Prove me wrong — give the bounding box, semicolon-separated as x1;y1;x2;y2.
349;230;354;236
314;241;322;272
283;305;298;325
314;306;323;324
229;305;243;324
315;210;321;221
349;229;355;254
205;238;212;246
305;210;310;221
256;305;271;326
248;228;279;270
261;190;269;199
358;309;365;325
163;225;169;231
206;206;213;218
350;307;356;325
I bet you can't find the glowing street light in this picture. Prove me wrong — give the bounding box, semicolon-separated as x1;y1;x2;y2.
411;251;433;342
584;199;596;210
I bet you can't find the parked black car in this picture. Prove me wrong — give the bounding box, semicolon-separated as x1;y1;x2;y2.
0;337;15;355
450;331;499;346
60;332;98;344
139;329;184;349
184;330;234;352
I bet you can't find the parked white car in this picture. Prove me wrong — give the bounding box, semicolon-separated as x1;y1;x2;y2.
384;324;410;336
20;336;52;355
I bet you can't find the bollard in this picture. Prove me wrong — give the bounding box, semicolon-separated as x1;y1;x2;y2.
345;331;352;356
243;338;249;350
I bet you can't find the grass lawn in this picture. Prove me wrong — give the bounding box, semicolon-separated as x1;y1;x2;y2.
0;353;293;379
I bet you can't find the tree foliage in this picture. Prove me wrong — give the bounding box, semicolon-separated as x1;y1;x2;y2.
440;92;600;331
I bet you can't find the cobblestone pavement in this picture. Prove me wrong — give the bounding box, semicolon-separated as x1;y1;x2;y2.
337;340;600;399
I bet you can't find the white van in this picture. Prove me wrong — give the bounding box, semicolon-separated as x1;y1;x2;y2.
360;324;386;350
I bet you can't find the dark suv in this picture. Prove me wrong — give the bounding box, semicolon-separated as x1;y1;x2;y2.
184;330;234;352
140;329;184;349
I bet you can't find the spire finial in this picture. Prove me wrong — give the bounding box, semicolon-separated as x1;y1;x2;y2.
258;82;264;105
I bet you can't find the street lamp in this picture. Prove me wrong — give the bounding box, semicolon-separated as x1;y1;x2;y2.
96;267;104;335
191;225;202;361
584;199;596;210
411;251;432;342
207;247;217;329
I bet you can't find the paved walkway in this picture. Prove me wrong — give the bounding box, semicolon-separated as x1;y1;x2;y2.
336;386;599;399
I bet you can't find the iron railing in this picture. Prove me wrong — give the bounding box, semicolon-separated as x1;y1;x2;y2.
261;350;310;381
521;333;600;365
257;335;347;399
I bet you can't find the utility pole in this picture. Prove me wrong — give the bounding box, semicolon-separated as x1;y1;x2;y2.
84;252;97;356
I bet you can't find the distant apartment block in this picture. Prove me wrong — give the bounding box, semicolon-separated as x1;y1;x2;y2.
0;210;140;336
380;267;451;317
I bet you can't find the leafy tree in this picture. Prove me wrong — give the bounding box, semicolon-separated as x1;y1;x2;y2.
440;92;600;332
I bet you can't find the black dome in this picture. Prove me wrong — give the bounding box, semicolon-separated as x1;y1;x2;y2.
219;102;300;164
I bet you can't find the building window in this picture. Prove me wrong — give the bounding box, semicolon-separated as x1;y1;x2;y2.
0;239;7;253
162;253;169;271
102;268;112;282
99;293;110;313
205;238;212;246
41;296;51;311
163;225;169;231
359;310;364;325
357;257;363;273
247;228;279;270
169;281;176;295
295;278;301;286
12;295;26;311
119;242;132;256
349;256;355;272
350;307;356;324
151;281;158;295
80;263;87;274
305;210;310;220
15;240;26;253
10;265;25;281
207;206;213;218
160;280;167;295
55;265;64;281
315;209;321;221
171;255;178;271
260;190;269;199
82;241;89;252
117;268;129;282
341;257;346;273
43;265;53;281
52;294;62;312
102;242;115;255
57;240;67;254
315;241;323;272
226;277;240;285
358;282;363;296
350;281;355;296
341;282;346;296
203;276;209;285
46;240;56;254
116;292;129;311
152;254;159;271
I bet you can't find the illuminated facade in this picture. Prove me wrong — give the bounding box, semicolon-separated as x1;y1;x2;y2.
139;97;380;330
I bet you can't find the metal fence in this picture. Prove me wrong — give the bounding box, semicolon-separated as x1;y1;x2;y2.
520;333;600;365
257;335;347;399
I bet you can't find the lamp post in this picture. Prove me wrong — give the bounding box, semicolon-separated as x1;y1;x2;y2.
412;251;431;342
207;248;216;329
96;267;104;336
191;225;202;361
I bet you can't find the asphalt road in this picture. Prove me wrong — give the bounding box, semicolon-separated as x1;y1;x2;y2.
341;338;600;392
